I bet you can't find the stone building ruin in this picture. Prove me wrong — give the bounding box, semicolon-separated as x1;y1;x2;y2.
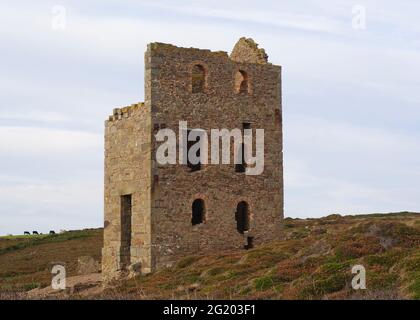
102;38;283;280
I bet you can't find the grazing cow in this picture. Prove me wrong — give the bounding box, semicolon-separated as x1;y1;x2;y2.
49;230;55;235
32;231;39;235
24;231;30;235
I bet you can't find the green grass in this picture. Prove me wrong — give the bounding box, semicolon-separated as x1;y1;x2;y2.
0;230;97;256
348;212;419;219
299;273;349;299
253;275;282;291
408;277;420;300
0;229;102;293
22;282;40;291
0;235;49;240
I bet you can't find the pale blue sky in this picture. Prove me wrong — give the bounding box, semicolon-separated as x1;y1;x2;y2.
0;0;419;235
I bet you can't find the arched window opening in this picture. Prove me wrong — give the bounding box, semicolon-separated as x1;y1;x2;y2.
192;64;206;93
192;199;205;225
235;70;249;94
235;201;249;234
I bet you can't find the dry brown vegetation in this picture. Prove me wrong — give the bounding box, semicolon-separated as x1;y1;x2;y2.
0;212;419;300
0;229;102;292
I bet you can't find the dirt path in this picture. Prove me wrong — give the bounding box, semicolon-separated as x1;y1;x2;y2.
27;273;103;299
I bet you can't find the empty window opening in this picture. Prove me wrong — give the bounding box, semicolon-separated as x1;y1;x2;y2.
235;123;251;173
120;194;132;268
192;199;205;225
245;236;254;250
192;64;206;93
187;129;202;172
235;201;250;234
235;143;246;173
242;122;251;130
235;70;249;94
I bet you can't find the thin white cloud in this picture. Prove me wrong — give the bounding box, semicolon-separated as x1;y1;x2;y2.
139;1;346;35
0;126;102;154
0;111;70;123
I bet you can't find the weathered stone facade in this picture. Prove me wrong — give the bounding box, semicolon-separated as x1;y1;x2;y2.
102;38;284;281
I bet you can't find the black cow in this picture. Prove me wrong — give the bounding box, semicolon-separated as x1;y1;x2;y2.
32;231;39;235
24;231;30;235
49;230;55;235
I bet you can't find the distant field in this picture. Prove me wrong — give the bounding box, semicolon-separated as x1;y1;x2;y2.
0;229;102;292
0;213;419;300
0;235;50;240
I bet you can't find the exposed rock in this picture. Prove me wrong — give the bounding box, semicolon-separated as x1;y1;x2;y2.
77;256;100;275
230;37;268;64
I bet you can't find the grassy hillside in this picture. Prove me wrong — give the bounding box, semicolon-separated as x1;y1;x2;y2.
0;229;102;292
0;212;419;299
105;212;419;299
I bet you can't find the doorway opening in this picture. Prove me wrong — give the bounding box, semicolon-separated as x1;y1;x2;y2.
120;194;132;268
235;201;249;234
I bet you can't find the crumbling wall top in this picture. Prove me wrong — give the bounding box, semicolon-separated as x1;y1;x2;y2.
230;37;268;64
147;38;269;65
147;42;229;59
106;102;145;124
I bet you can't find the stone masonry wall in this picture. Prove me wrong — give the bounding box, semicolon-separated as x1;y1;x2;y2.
102;103;153;281
103;38;283;279
147;40;283;269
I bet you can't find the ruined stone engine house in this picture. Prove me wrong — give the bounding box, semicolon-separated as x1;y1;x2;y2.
102;38;284;280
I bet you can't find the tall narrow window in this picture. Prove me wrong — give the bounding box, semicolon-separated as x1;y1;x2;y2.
235;201;249;234
235;123;250;173
235;143;246;173
192;199;205;225
186;129;202;172
192;64;205;93
235;70;249;94
120;194;132;268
